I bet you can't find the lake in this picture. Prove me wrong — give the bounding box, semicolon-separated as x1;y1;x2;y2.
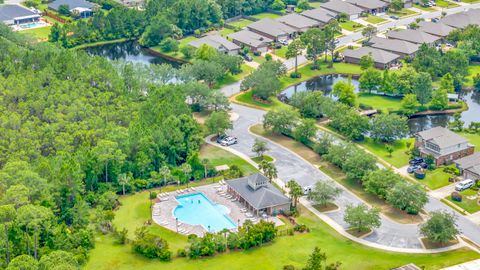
279;74;360;100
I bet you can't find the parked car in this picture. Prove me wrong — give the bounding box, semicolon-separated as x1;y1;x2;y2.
219;136;238;146
409;157;424;165
407;165;421;174
390;15;399;20
431;18;439;23
455;179;474;191
216;134;227;144
278;39;289;46
420;162;428;169
244;55;253;62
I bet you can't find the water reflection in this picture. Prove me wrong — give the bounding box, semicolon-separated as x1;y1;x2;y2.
280;74;360;99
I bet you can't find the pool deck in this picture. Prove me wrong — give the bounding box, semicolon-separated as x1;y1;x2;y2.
152;183;283;236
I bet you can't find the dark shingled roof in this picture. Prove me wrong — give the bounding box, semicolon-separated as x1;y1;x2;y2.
386;29;440;44
247;18;296;37
369;36;419;55
301;8;336;23
417;127;469;149
276;13;320;29
226;173;291;210
440;8;480;29
455;153;480;170
344;46;400;64
418;21;455;37
228;29;273;48
0;4;38;22
345;0;388;10
48;0;94;11
321;0;363;15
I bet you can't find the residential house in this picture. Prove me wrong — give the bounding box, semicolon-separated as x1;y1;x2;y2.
385;29;441;45
440;9;480;29
345;0;389;14
321;0;364;20
228;30;273;52
247;18;296;41
381;0;413;8
226;173;291;216
0;4;40;26
301;8;336;26
189;34;241;55
415;127;475;166
48;0;95;18
455;153;480;181
343;46;401;69
276;13;321;33
418;21;455;38
369;36;419;58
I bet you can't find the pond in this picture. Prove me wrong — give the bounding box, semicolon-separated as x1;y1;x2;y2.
408;91;480;133
83;41;181;67
279;74;360;100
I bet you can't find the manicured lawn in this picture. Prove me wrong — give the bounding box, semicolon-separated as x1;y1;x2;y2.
216;64;254;88
151;36;198;60
234;90;289;110
387;8;418;17
251;12;282;19
435;0;459;8
339;21;364;32
447;189;480;214
251;155;274;163
364;15;387;24
273;46;288;58
465;64;480;87
20;26;51;41
459;132;480;149
357;93;403;113
219;28;236;37
309;1;322;8
418;165;455;190
86;196;480;270
461;0;480;3
199;144;258;175
413;4;436;11
358;138;414;168
228;19;254;28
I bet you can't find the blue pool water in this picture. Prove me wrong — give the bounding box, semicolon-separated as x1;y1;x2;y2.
174;193;237;232
19;22;45;29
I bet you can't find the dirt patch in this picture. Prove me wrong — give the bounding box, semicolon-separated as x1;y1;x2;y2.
193;111;210;124
346;228;372;238
313;203;339;212
421;237;459;249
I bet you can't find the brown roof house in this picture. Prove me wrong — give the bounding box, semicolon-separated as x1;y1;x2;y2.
189;34;241;55
415;127;475;166
228;29;273;52
369;36;419;58
455;153;480;181
247;18;296;41
343;46;401;69
226;173;291;216
276;13;321;33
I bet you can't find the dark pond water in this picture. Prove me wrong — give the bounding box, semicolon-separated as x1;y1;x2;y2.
279;74;360;100
84;41;181;67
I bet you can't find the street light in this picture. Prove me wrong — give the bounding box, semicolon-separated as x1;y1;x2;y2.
176;217;179;233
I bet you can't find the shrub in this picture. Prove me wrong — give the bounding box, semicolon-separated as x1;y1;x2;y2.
132;227;171;261
290;71;301;78
451;192;462;202
149;191;157;200
283;265;296;270
265;54;272;61
160;37;179;53
177;248;187;257
293;224;309;233
253;51;261;56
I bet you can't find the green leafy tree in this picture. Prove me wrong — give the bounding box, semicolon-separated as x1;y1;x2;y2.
270;0;285;10
430;88;448;111
413;72;433;106
6;255;38;270
343;150;377;181
332;78;357;107
307;181;342;206
324;20;341;67
252;138;269;158
139;15;173;47
39;250;79;270
117;173;130;195
263;107;299;135
387;182;428;214
391;0;404;11
359;54;374;70
344;204;381;232
379;69;394;94
303;247;341;270
2;184;29;209
293;118;317;144
58;4;71;16
195;44;218;60
241;61;286;100
180;163;192;185
440;50;469;86
286;39;305;75
449;113;465;131
159;37;179;53
17;205;54;259
297;0;312;10
361;25;377;42
0;205;16;264
300;28;326;69
182;60;225;88
205;111;232;136
181;45;196;59
363;169;402;199
420;211;459;244
359;68;382;93
412;44;441;78
287;179;303;208
401;94;420;116
369;114;409;142
439;73;455;93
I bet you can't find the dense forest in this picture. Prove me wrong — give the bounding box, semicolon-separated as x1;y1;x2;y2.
49;0;276;47
0;24;222;268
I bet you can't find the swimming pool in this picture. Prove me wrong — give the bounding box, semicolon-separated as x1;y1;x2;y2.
174;193;237;232
19;22;47;30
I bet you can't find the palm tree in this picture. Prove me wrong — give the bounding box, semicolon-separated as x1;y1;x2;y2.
259;160;278;183
117;173;130;195
158;165;171;192
201;158;209;180
180;163;192;187
287;179;303;208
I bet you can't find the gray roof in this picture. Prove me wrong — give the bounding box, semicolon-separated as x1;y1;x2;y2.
276;13;320;30
386;29;440;44
440;9;480;29
418;21;455;37
0;4;38;22
392;264;422;270
48;0;94;11
469;165;480;176
343;46;400;64
321;0;363;15
417;127;469;148
345;0;388;10
301;8;336;23
228;29;273;48
247;18;296;37
226;173;291;210
369;36;419;55
189;34;240;51
455;152;480;170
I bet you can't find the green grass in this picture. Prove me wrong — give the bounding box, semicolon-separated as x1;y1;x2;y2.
387;8;418;17
413;4;436;11
273;46;288;58
234;91;289;110
465;64;480;87
86;198;480;270
20;26;51;41
228;19;254;28
418;165;456;190
357;93;403;113
251;12;282;19
219;28;236;37
151;36;198;60
339;21;364;32
251;155;274;163
309;1;322;8
459;132;480;149
461;0;480;3
216;64;254;88
199;144;258;175
447;189;480;214
251;54;266;65
364;15;387;24
435;0;459;8
358;138;414;168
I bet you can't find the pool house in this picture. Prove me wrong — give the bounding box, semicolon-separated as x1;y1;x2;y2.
226;173;291;216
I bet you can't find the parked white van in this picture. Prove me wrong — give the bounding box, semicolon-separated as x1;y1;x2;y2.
455;179;474;191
